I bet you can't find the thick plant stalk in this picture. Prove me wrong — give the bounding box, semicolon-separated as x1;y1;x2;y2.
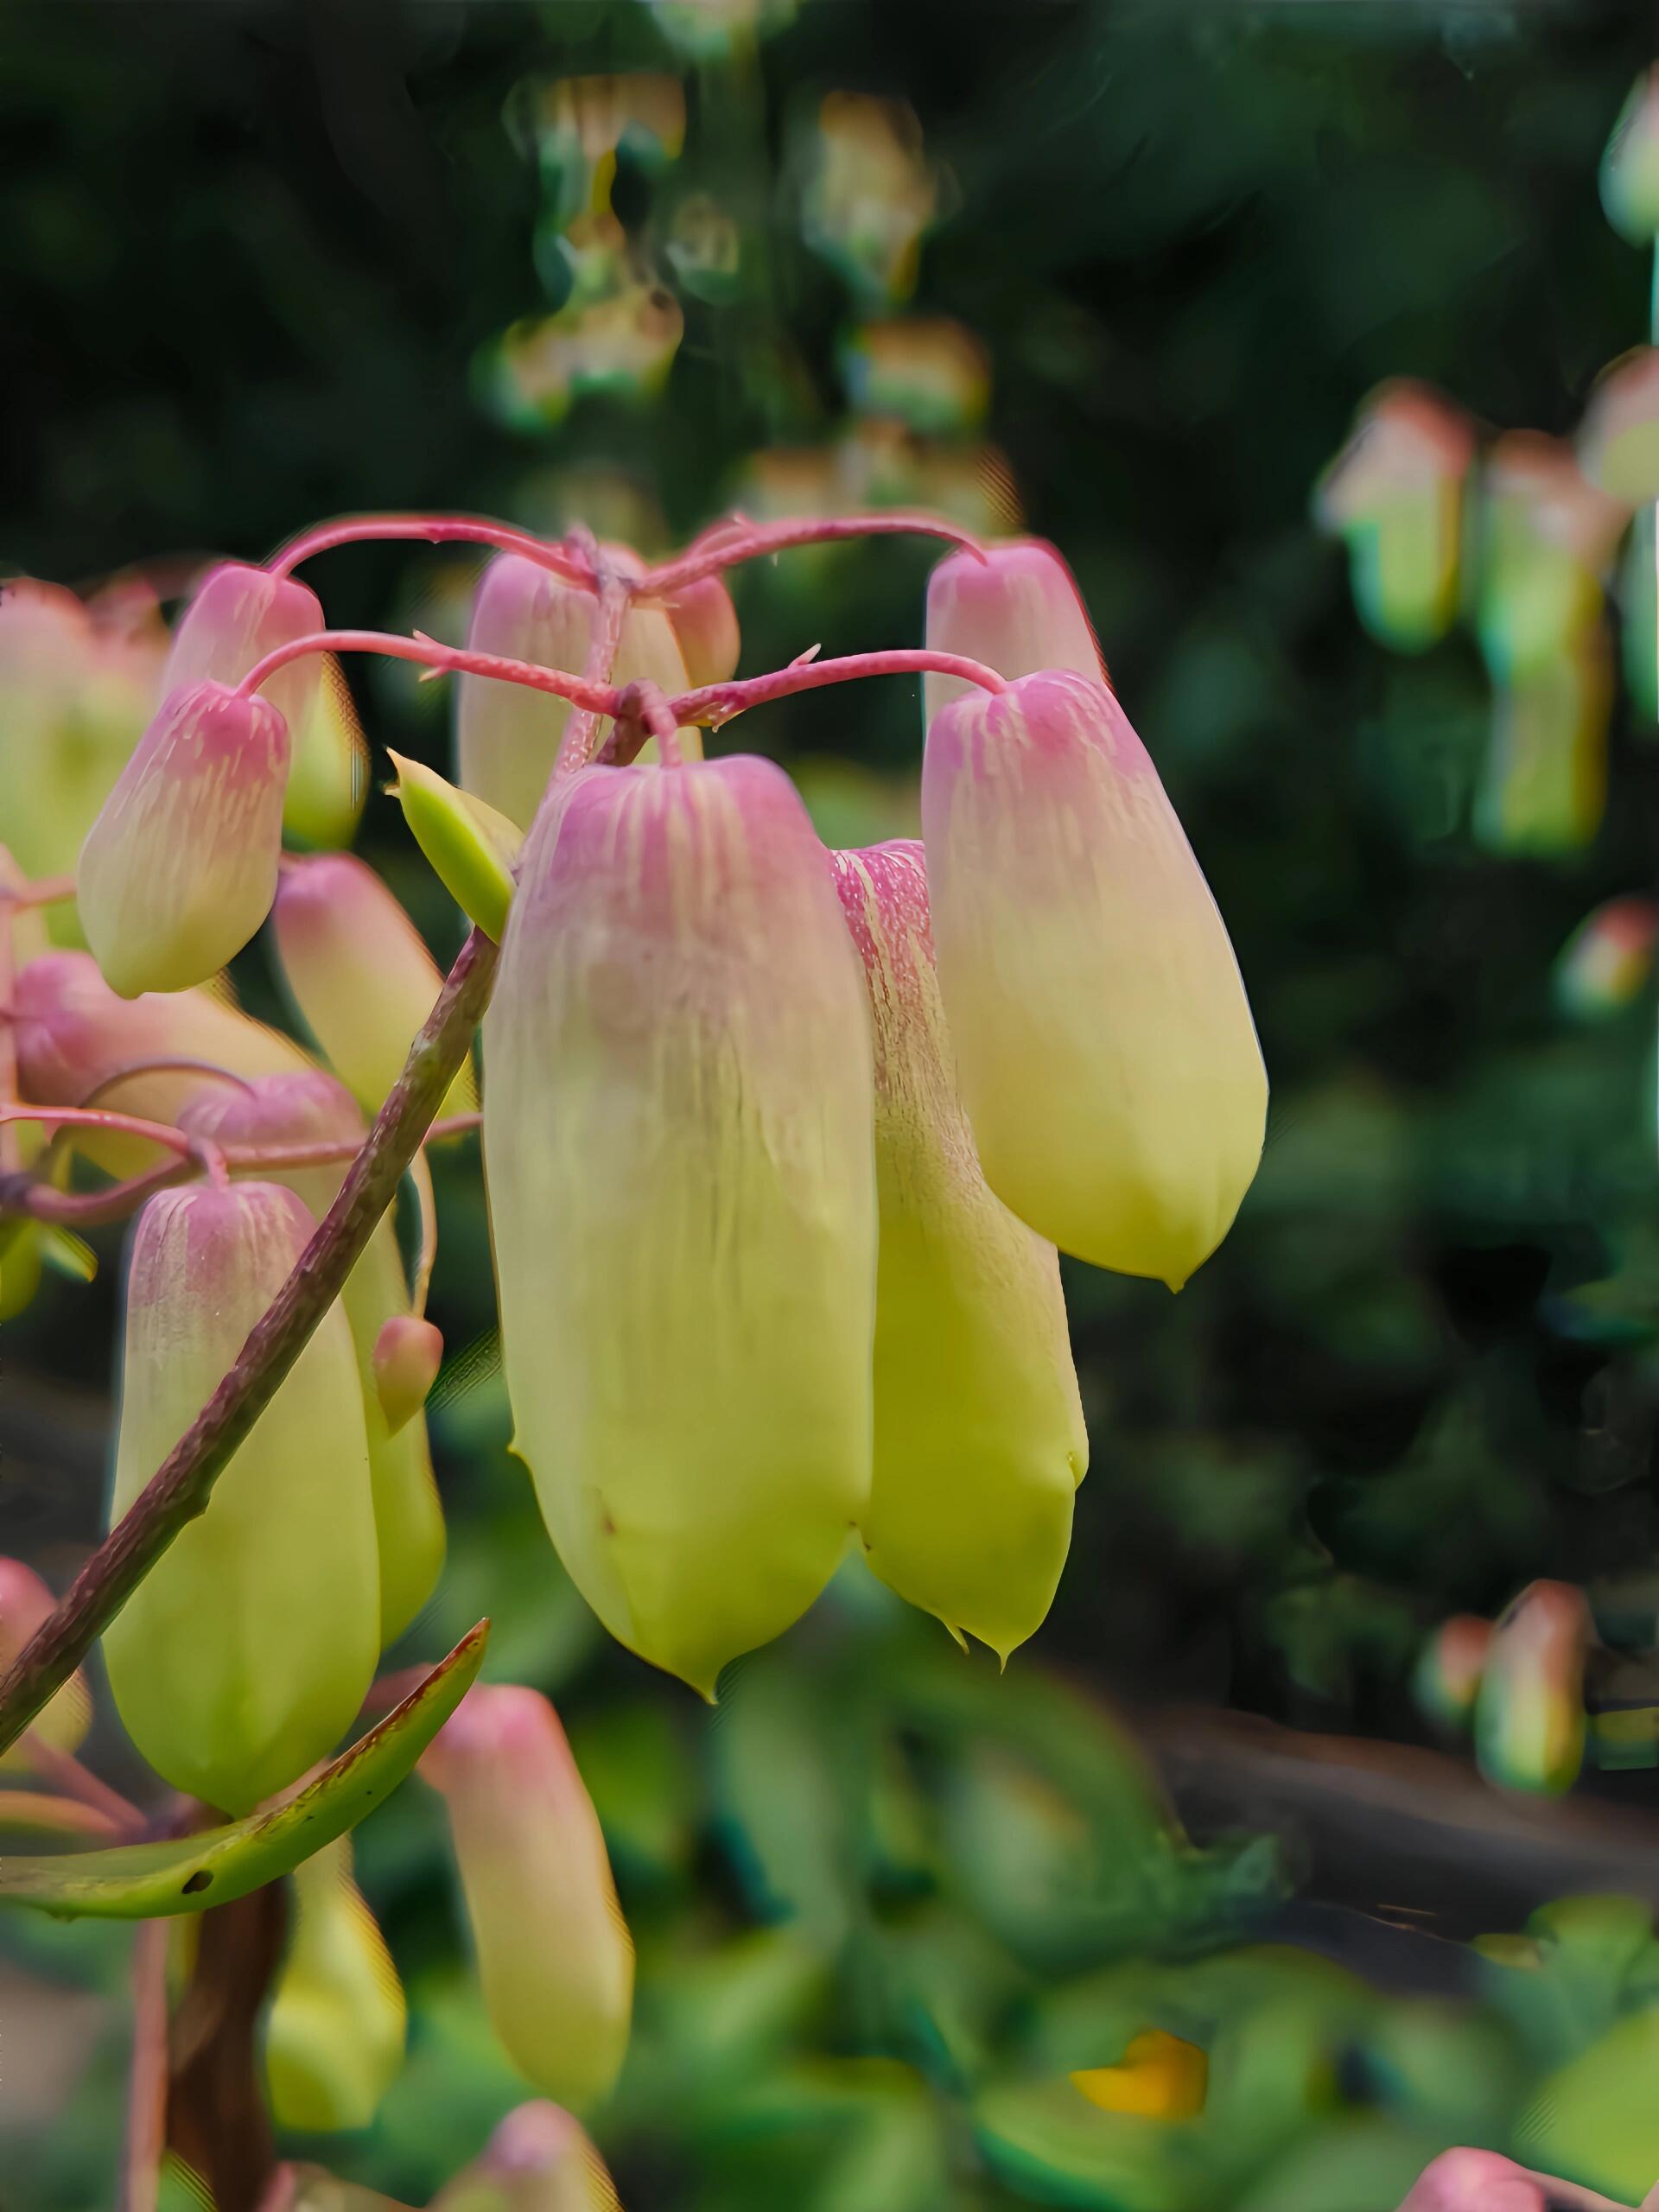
0;928;499;1760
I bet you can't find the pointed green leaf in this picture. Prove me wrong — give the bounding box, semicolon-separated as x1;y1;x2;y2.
387;752;519;943
0;1621;487;1920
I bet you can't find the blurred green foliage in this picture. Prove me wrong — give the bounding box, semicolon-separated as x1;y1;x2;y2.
10;1;1659;2204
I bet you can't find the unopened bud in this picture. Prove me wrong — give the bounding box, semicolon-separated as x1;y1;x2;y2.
420;1685;633;2111
830;842;1085;1660
1314;382;1475;654
265;1835;406;2133
0;1558;92;1767
77;681;289;995
270;854;476;1115
103;1181;379;1811
373;1315;443;1437
429;2101;621;2212
178;1073;444;1646
1414;1614;1493;1732
162;561;324;744
922;670;1267;1288
1474;1580;1591;1797
923;538;1103;723
283;653;369;850
1555;895;1659;1020
484;758;875;1694
387;752;521;943
1474;434;1624;685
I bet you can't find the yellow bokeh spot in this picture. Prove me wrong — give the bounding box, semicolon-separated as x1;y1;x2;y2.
1070;2030;1208;2120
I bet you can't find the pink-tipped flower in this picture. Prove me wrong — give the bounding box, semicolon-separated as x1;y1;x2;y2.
1413;1613;1494;1732
1396;2149;1580;2212
162;561;325;744
372;1314;443;1437
484;757;876;1695
1314;381;1476;654
0;1559;92;1768
10;949;312;1175
830;842;1085;1659
76;680;289;995
103;1180;378;1812
923;537;1104;723
420;1685;633;2111
1474;1580;1591;1797
270;853;476;1115
921;669;1267;1287
456;554;695;829
178;1071;444;1645
429;2102;621;2211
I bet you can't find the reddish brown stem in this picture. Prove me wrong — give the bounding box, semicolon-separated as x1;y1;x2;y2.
642;510;986;597
267;512;590;584
671;645;1007;726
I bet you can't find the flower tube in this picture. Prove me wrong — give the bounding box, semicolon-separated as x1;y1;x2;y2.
420;1685;633;2112
921;669;1267;1287
484;756;876;1694
831;842;1085;1658
77;682;290;995
178;1072;444;1645
162;560;325;743
922;537;1104;723
102;1180;378;1812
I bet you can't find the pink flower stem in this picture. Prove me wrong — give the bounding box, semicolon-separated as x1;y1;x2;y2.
0;926;499;1759
669;645;1007;727
0;1103;226;1183
233;628;624;718
265;514;592;586
642;511;987;598
550;578;633;781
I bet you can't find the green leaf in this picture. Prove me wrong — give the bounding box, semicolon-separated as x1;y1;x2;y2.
0;1621;486;1920
387;751;519;942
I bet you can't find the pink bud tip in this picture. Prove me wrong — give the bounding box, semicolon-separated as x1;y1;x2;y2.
372;1315;443;1436
163;562;326;738
924;537;1105;722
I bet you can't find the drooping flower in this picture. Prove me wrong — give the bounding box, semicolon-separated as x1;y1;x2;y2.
842;317;992;438
1314;380;1477;655
921;669;1268;1288
454;554;700;830
484;756;876;1695
102;1180;378;1812
270;853;476;1115
1413;1613;1494;1732
178;1072;444;1646
1472;433;1626;685
1474;1580;1591;1797
420;1685;633;2111
10;948;311;1175
923;537;1104;725
429;2102;621;2211
0;577;166;912
162;560;324;745
264;1835;406;2133
0;1558;92;1770
798;93;938;308
830;842;1085;1659
77;681;290;995
1474;628;1612;859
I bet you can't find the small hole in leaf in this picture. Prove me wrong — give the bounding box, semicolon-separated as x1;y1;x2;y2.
181;1870;212;1894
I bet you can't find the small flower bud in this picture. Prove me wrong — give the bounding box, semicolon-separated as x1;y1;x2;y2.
162;561;324;745
455;555;696;830
103;1181;379;1811
270;854;476;1116
264;1836;406;2133
1474;434;1624;684
923;538;1103;723
831;842;1085;1660
283;653;369;850
484;758;876;1694
11;949;312;1175
1474;1580;1591;1797
0;1558;92;1767
429;2102;621;2212
373;1315;443;1437
420;1685;633;2111
387;752;521;943
77;681;289;996
922;670;1267;1287
178;1073;444;1646
1414;1613;1493;1732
